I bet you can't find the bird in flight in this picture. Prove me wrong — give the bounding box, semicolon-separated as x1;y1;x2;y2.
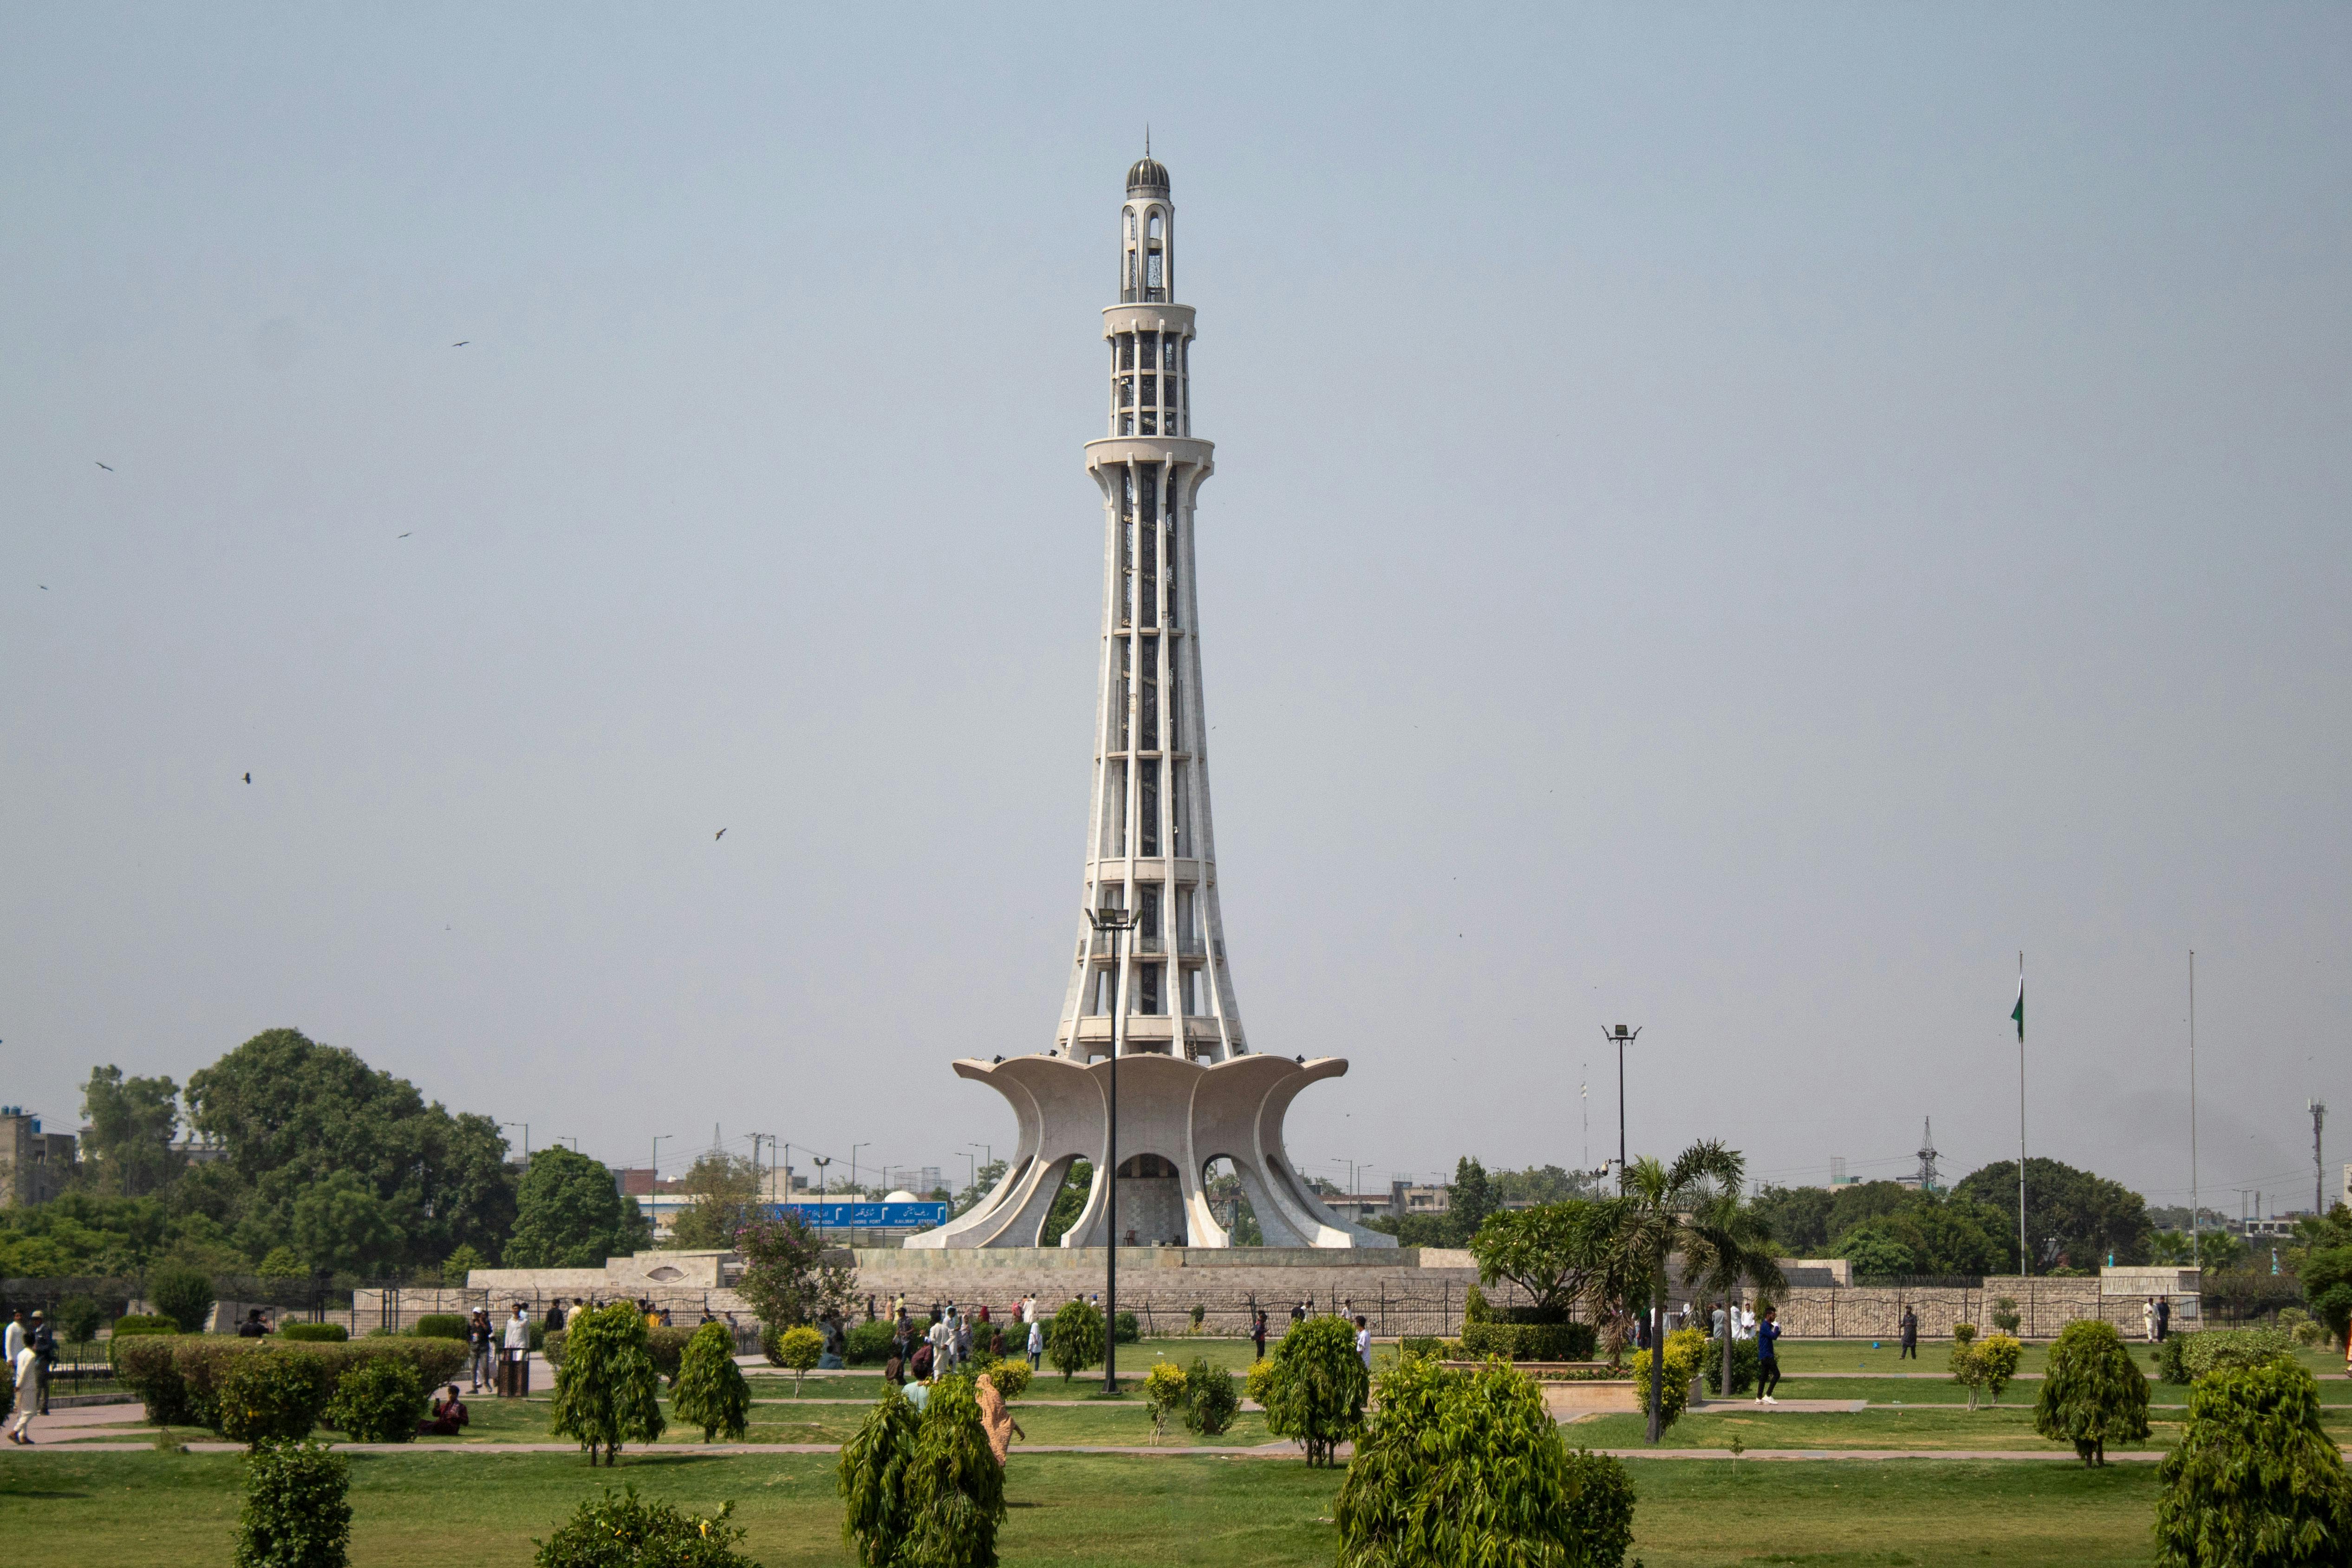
452;341;469;347
94;462;113;472
398;532;411;538
243;773;251;783
715;828;727;840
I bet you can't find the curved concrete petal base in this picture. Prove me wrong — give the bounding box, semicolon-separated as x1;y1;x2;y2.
903;1054;1395;1249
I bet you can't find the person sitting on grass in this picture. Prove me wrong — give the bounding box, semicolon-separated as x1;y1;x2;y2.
420;1385;469;1437
905;1368;933;1415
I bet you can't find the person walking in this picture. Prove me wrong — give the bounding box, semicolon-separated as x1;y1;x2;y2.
1354;1315;1372;1371
1898;1306;1918;1361
3;1309;24;1371
1739;1302;1755;1340
1754;1305;1782;1404
1026;1317;1043;1372
503;1304;533;1396
544;1298;568;1335
1289;1299;1306;1328
953;1311;973;1370
2155;1296;2170;1341
467;1309;495;1392
2143;1297;2157;1343
7;1335;37;1444
1251;1310;1268;1361
29;1313;55;1414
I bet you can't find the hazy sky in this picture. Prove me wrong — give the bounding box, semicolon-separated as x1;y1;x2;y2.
5;7;2347;1215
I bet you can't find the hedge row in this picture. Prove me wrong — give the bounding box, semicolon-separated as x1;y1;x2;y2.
112;1335;467;1431
544;1324;697;1382
1457;1321;1599;1362
2155;1326;2298;1386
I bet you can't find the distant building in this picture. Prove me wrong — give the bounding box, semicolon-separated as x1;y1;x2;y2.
1392;1181;1450;1217
0;1109;78;1207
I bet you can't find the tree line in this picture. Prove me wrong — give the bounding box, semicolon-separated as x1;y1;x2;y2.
0;1028;651;1282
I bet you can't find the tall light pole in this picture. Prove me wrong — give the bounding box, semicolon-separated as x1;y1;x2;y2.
1603;1025;1640;1192
2189;952;2199;1269
1088;904;1138;1394
852;1143;870;1195
652;1134;672;1182
503;1122;529;1162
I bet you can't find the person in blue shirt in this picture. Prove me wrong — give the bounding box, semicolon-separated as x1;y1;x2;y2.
1754;1306;1782;1403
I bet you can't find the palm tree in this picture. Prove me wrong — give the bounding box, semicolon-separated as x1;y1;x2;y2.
1608;1140;1785;1443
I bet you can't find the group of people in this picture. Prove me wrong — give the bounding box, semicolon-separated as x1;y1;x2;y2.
1700;1299;1784;1401
878;1295;1047;1387
6;1308;58;1444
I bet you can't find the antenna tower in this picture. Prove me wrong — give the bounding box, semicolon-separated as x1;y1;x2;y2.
1916;1117;1940;1192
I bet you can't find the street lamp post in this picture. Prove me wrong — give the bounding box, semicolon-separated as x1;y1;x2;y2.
1603;1026;1640;1192
503;1122;529;1162
1087;904;1139;1394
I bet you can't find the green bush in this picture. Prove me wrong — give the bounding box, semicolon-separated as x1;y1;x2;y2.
545;1321;691;1380
112;1313;179;1338
904;1374;1008;1567
1951;1332;2024;1410
111;1334;196;1425
1695;1333;1759;1396
982;1360;1030;1399
149;1263;217;1334
1260;1314;1367;1466
2033;1319;2150;1465
1044;1301;1103;1381
771;1324;825;1393
1990;1295;2022;1334
411;1314;470;1341
325;1356;426;1443
217;1348;335;1449
672;1321;751;1443
839;1385;923;1565
2153;1357;2352;1567
549;1301;665;1465
1398;1335;1448;1360
2159;1326;2298;1385
1632;1328;1706;1431
1336;1354;1635;1568
281;1322;348;1343
1183;1356;1239;1436
236;1439;351;1568
531;1486;756;1568
1114;1310;1139;1344
1459;1321;1598;1362
845;1319;896;1365
1143;1361;1190;1438
55;1295;105;1346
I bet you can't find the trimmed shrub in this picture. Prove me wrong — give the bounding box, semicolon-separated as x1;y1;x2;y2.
840;1384;923;1565
1044;1301;1103;1382
2160;1326;2298;1385
1632;1328;1706;1431
547;1321;692;1380
2153;1357;2352;1567
532;1486;756;1568
1143;1360;1190;1439
845;1319;896;1366
325;1356;426;1443
769;1324;825;1392
672;1321;751;1443
1990;1295;2022;1334
411;1314;470;1341
281;1322;348;1343
112;1313;179;1339
1459;1321;1599;1362
1951;1332;2023;1410
112;1334;196;1425
1189;1302;1206;1333
549;1301;665;1465
217;1347;335;1449
904;1374;1008;1567
236;1439;351;1568
1114;1309;1139;1344
1399;1335;1447;1360
982;1360;1030;1399
1336;1354;1635;1568
149;1263;217;1334
1244;1356;1278;1408
1260;1314;1367;1466
2034;1319;2150;1465
1183;1356;1238;1436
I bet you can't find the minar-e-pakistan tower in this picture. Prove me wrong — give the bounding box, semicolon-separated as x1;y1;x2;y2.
910;155;1389;1250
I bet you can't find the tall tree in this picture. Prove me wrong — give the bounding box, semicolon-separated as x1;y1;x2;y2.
667;1151;764;1250
505;1147;651;1268
1448;1157;1497;1244
184;1028;516;1270
78;1067;185;1197
1606;1142;1784;1443
1953;1157;2153;1271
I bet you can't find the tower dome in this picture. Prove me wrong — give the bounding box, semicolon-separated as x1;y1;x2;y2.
1126;155;1169;194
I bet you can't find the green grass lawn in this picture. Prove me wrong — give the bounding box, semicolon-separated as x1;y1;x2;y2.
1756;1374;2352;1407
1582;1403;2352;1453
406;1392;1272;1448
0;1448;2170;1567
1762;1337;2347;1382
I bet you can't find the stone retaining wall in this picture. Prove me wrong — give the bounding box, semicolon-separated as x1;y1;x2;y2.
1744;1276;2199;1340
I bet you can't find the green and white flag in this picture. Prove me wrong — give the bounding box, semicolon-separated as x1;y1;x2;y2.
2011;976;2024;1041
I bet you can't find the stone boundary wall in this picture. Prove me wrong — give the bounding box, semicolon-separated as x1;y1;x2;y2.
1743;1276;2200;1340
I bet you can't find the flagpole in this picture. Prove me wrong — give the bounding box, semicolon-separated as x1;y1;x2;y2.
2017;951;2027;1276
2189;951;2199;1270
